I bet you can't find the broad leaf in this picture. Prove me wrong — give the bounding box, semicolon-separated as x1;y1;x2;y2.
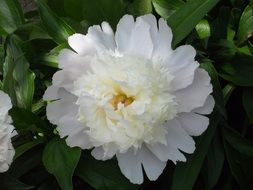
37;0;75;44
9;107;52;135
243;87;253;124
3;35;35;110
0;174;33;190
152;0;184;19
237;5;253;45
223;127;253;190
43;138;81;190
220;54;253;86
81;0;126;29
75;154;138;190
0;0;25;35
167;0;219;47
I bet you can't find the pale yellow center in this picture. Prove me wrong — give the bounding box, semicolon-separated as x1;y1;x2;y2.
110;94;134;110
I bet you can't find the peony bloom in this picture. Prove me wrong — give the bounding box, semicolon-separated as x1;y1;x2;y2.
44;14;214;184
0;90;15;172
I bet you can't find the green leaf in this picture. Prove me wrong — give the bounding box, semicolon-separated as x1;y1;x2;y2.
195;19;211;39
0;174;33;190
243;87;253;124
167;0;219;47
220;54;253;86
43;137;81;190
75;154;138;190
237;5;253;45
14;138;44;160
0;0;25;35
37;0;75;44
129;0;153;16
3;35;35;110
9;147;43;178
203;132;224;190
223;127;253;190
9;107;52;135
152;0;184;19
39;43;68;68
81;0;126;29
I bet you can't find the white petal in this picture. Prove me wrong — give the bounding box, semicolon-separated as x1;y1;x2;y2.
0;91;12;114
91;146;115;161
115;15;135;52
87;23;115;50
68;33;96;55
193;95;215;115
152;18;173;61
178;113;209;136
138;146;167;181
58;49;91;71
46;98;78;125
116;15;153;58
116;150;143;184
174;68;213;113
168;45;199;91
43;86;59;101
139;14;158;40
147;143;186;163
166;119;195;154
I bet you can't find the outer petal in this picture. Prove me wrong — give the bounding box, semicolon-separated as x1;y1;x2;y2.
91;145;116;161
46;97;78;125
57;118;93;149
87;22;115;51
165;119;195;154
116;149;143;184
68;34;96;55
115;15;153;58
138;146;167;181
147;143;186;163
174;68;213;113
168;45;199;91
193;95;215;115
177;113;209;136
58;49;91;70
0;91;12;115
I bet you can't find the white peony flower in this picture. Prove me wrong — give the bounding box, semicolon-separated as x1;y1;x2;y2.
44;14;214;184
0;90;15;172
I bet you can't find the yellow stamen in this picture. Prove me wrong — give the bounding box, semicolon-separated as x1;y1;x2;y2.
110;94;134;110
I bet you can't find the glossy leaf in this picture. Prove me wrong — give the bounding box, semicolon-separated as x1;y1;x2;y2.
43;138;81;190
220;54;253;86
167;0;219;47
0;0;25;35
37;0;75;44
75;154;138;190
237;5;253;45
3;35;35;110
81;0;126;29
9;107;52;135
243;87;253;124
152;0;184;19
223;127;253;190
0;174;33;190
204;133;224;190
